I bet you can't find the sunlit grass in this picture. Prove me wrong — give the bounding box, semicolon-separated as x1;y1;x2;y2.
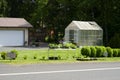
0;48;120;65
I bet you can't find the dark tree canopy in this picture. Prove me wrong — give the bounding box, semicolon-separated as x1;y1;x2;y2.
0;0;120;48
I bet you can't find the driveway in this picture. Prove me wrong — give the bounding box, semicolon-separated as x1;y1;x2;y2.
0;46;48;52
0;62;120;80
0;42;49;52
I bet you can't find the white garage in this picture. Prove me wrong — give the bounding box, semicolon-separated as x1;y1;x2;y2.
0;18;32;46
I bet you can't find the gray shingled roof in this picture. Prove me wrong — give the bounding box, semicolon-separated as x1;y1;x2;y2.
0;18;33;28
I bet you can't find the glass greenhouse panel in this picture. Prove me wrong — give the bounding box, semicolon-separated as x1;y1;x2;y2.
65;21;103;46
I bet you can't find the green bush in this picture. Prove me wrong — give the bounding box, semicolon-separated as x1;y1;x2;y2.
48;43;58;49
81;46;107;57
90;46;96;57
49;43;77;49
118;49;120;57
95;46;103;57
23;55;27;60
63;43;71;48
113;49;118;57
0;51;7;60
71;44;77;49
10;50;18;58
33;54;37;59
62;43;77;49
101;46;107;57
106;47;113;57
81;47;91;57
57;44;63;48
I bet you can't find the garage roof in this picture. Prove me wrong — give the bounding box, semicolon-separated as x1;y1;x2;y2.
0;18;33;28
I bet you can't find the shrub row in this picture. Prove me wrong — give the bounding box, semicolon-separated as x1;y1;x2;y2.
81;46;120;57
49;43;77;49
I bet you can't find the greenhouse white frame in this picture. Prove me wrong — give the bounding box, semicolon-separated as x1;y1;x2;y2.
64;21;103;46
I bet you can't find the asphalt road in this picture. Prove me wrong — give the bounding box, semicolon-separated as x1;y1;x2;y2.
0;62;120;80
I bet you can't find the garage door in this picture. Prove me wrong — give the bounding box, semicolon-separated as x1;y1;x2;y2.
0;30;24;46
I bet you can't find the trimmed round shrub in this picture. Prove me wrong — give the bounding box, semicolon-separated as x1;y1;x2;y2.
113;49;118;57
90;46;96;57
81;47;91;57
118;49;120;57
101;46;107;57
95;46;103;57
106;47;113;57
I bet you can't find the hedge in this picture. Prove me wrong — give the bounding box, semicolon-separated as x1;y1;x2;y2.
81;46;120;58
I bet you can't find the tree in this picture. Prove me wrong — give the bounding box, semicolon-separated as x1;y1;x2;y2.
0;0;8;17
109;33;120;48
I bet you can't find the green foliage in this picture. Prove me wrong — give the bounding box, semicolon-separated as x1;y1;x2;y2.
0;0;8;17
23;55;27;60
49;43;77;49
63;43;77;49
109;33;120;48
0;0;120;46
63;43;71;48
106;47;113;57
11;49;18;57
33;54;37;59
118;49;120;57
48;43;58;49
0;51;7;60
95;46;104;57
70;43;77;49
57;44;63;48
90;46;96;57
81;47;91;57
81;46;111;58
113;49;118;57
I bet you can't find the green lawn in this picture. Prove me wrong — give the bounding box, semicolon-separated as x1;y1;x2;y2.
0;48;120;65
16;48;81;60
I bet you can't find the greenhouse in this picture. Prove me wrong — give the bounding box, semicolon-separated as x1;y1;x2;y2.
64;21;103;46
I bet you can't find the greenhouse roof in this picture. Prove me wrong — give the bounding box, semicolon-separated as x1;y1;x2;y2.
66;21;102;30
